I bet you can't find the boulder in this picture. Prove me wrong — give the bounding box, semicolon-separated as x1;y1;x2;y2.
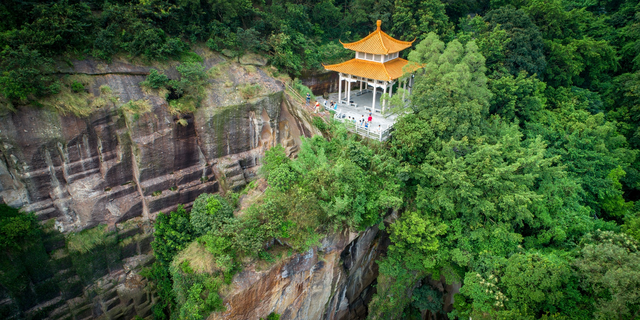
240;52;268;66
221;49;235;58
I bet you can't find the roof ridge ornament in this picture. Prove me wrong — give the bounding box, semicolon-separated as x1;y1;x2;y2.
376;21;388;53
339;20;414;55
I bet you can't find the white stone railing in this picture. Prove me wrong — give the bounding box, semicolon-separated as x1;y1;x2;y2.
332;111;392;141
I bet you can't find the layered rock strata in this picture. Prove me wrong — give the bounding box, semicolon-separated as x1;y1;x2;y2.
209;226;388;320
0;51;318;320
0;52;315;232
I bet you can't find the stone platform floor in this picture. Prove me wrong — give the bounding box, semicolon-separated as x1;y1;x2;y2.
316;91;398;131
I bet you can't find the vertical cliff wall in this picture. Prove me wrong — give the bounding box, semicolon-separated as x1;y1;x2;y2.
0;51;321;320
208;226;389;320
0;53;315;232
0;50;388;320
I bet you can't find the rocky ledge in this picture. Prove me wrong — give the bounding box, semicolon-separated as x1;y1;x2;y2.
0;50;316;232
210;226;389;320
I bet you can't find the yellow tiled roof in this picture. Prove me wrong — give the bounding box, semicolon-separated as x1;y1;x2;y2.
340;20;414;54
323;58;421;81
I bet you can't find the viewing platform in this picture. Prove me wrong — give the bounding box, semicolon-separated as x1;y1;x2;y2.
317;90;398;141
320;20;421;142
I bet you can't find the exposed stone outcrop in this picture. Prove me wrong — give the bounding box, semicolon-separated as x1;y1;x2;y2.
208;226;388;320
300;70;339;96
239;53;268;66
0;218;157;320
0;51;316;233
0;51;323;320
0;50;390;320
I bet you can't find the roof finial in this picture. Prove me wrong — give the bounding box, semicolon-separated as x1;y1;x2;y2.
376;20;381;30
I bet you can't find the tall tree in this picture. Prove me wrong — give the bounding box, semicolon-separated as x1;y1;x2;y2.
484;6;547;77
391;0;453;42
575;231;640;319
404;32;491;143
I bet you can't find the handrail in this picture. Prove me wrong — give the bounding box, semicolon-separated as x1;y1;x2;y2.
284;82;307;104
333;111;392;141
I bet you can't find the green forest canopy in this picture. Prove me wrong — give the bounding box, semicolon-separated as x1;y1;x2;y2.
1;0;640;319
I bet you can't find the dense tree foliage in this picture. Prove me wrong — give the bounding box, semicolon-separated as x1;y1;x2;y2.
3;0;640;318
0;204;40;250
369;10;640;315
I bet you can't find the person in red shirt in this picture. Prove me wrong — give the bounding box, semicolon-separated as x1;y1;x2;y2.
367;113;372;123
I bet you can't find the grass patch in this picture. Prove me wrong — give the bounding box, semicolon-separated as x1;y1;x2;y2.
100;85;112;95
91;84;117;109
261;312;281;320
172;241;218;275
40;75;97;117
208;66;221;78
140;69;169;89
244;65;257;73
226;180;258;208
254;245;289;272
225;80;234;87
119;233;141;246
152;190;162;197
177;118;188;126
120;99;151;120
292;78;313;98
71;81;84;93
312;116;328;131
180;51;204;63
239;83;261;99
0;96;17;114
90;97;108;109
66;224;109;254
168;98;197;115
180;260;194;274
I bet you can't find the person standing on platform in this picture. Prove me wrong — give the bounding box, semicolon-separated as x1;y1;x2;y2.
306;92;311;105
368;113;372;123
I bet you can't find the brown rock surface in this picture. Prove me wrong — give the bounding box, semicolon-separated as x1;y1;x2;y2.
209;226;388;320
0;50;383;320
0;52;317;232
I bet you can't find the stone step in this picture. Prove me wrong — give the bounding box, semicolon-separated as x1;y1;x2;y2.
139;165;213;196
100;150;118;162
47;302;71;320
24;296;64;319
65;168;101;184
36;207;61;221
65;156;100;176
22;199;55;213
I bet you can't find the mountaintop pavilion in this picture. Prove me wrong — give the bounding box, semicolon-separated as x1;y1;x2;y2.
323;20;421;113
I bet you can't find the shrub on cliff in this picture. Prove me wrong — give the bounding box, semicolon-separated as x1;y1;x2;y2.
190;194;233;237
152;205;194;266
0;46;59;104
312;116;327;131
141;69;169;89
0;204;39;250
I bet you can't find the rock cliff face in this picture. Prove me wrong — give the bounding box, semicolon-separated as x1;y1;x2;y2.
0;52;314;232
0;52;387;320
210;226;388;320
